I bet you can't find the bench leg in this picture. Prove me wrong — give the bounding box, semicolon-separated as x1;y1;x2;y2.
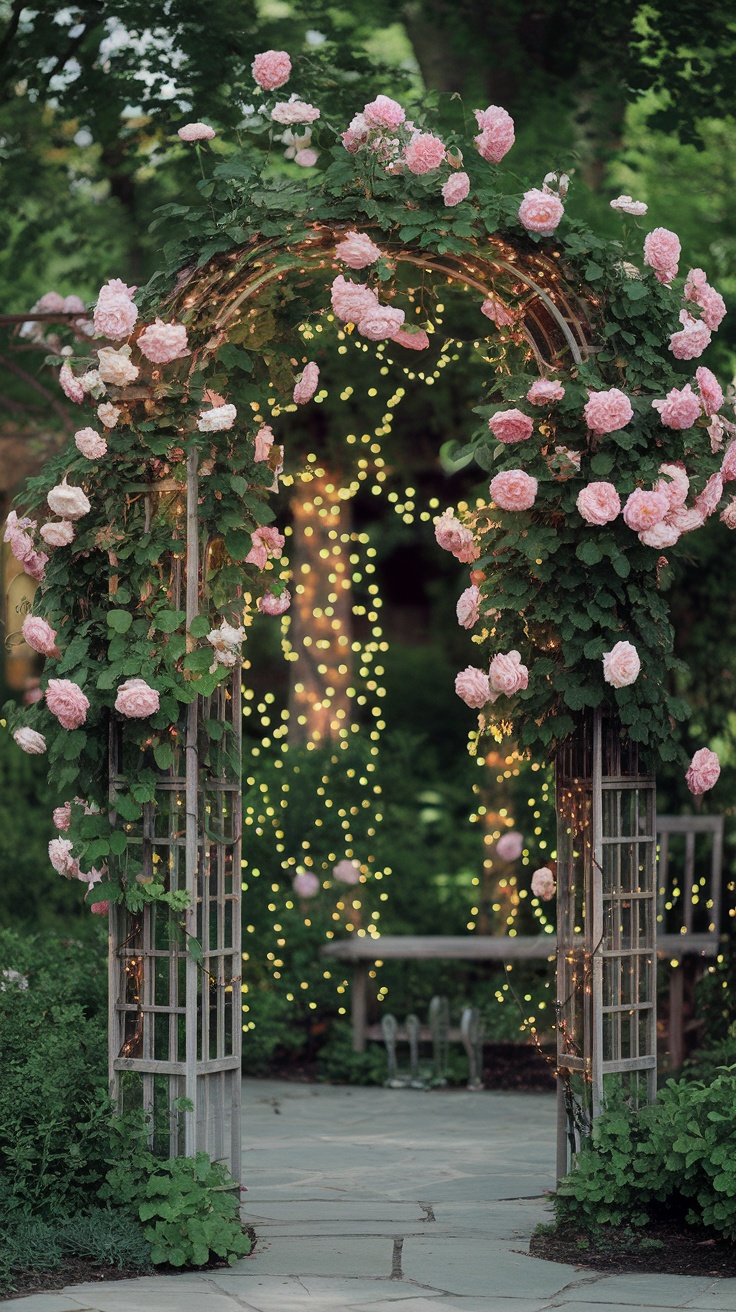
352;961;368;1053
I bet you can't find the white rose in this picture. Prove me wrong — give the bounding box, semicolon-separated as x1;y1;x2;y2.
197;404;237;433
13;727;47;754
97;346;140;386
47;479;91;520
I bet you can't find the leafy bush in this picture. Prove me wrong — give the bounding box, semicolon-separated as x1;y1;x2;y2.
58;1208;153;1270
316;1022;387;1085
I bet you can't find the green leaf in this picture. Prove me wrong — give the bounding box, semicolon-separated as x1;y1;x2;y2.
585;261;605;281
109;831;128;856
188;616;211;638
576;540;603;565
154;741;175;770
612;555;630;578
107;610;133;633
590;452;615;476
187;936;204;964
154;609;186;633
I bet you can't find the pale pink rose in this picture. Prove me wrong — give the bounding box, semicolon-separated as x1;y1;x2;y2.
22;615;58;655
623;488;669;532
53;803;72;831
294;147;318;167
137;319;189;364
335;231;382;269
63;294;88;317
392;327;430;351
47;479;90;520
434;511;479;563
489;469;537;511
686;747;720;795
684;269;726;330
488;650;528;699
252;49;291;90
197;403;237;432
207;620;245;667
531;867;556;901
23;549;48;582
293;869;320;898
254;424;274;462
668;505;705;534
97;346;139;386
442;171;470;206
4;510;36;563
333;858;361;885
258;589;291;616
13;727;46;754
722;443;736;482
473;105;515;163
331;274;379;323
404;132;446;175
75;427;107;459
90;900;110;915
720;498;736;529
455;666;491;708
40;520;74;547
271;98;320;125
293;362;319;404
177;122;216;141
584;388;633;434
79;368;105;398
363;95;405;129
693;471;724;519
342;112;369;153
643;227;680;284
97;278;136;302
488;408;534;444
481;298;516;328
610;195;648;216
97;402;121;428
456;585;481;629
602;641;640;688
669;310;711;360
518;188;564;236
115;678;160;719
46;678;90;729
48;837;79;878
496;831;523;861
35;291;66;313
59;363;85;403
527;378;565;405
576;482;621;525
652;383;701;430
696;366;723;417
639;521;680;548
655;462;689;509
358;304;405;341
246;525;285;569
94;292;138;340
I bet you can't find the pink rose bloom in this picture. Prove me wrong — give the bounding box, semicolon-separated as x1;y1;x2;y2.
488;650;528;699
258;589;291;616
94;292;138;340
293;870;320;898
720;498;736;529
404;132;446;175
115;677;160;719
639;521;680;548
59;363;84;403
46;678;90;729
643;227;680;284
392;327;430;351
442;172;470;206
23;688;43;706
602;641;640;688
669;310;711;361
488;408;534;444
584;388;633;434
271;99;320;125
22;615;58;656
686;747;720;795
685;269;726;330
577;482;621;526
90;900;110;915
40;520;74;547
358;304;405;341
481;298;516;328
137;319;189;364
75;427;107;459
531;867;556;901
496;831;523;861
35;291;66;313
247;525;285;570
489;469;537;511
434;511;479;563
252;50;291;90
610;195;648;216
333;859;361;885
331;274;379;324
293;361;319;404
456;585;481;629
197;403;237;432
342;112;368;153
97;346;139;386
47;480;90;519
455;666;491;708
254;424;274;461
23;550;48;582
652;383;701;430
48;837;79;878
4;510;36;563
295;147;318;167
177;122;216;141
527;378;565;405
13;727;46;754
335;231;383;269
655;462;689;510
693;471;724;519
518;188;564;236
97;402;120;428
623;488;669;533
696;366;723;417
473;105;515;163
668;505;704;534
721;443;736;482
363;95;405;129
53;803;72;831
97;278;136;302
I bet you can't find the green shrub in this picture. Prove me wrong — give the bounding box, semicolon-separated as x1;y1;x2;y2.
58;1208;153;1270
316;1021;387;1085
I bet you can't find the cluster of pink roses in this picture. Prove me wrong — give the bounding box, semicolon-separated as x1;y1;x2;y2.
340;93;476;208
455;649;529;710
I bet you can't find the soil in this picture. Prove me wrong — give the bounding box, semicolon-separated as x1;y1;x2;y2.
531;1218;736;1279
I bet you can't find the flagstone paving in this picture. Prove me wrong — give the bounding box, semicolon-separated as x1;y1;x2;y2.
9;1077;736;1311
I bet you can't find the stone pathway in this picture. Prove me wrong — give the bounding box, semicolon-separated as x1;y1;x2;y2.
10;1077;736;1311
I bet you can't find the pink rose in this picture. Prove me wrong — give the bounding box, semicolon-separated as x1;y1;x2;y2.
115;678;160;719
584;388;633;434
197;403;236;433
97;346;139;386
442;172;470;206
669;310;711;361
488;650;528;699
358;305;405;341
655;463;689;509
456;585;481;629
643;227;681;284
404;132;446;175
489;469;537;512
720;498;736;529
137;318;189;364
392;328;430;351
293;362;319;404
488;408;534;445
333;859;361;885
247;525;285;570
434;511;479;563
48;837;79;878
53;803;72;831
40;520;74;547
455;666;491;708
13;727;46;754
363;95;405;129
602;641;640;688
97;278;136;302
252;50;291;90
294;147;318;168
693;472;724;520
531;867;556;901
527;378;565;405
722;443;736;483
577;482;621;526
22;615;58;656
335;231;382;269
652;383;701;430
46;678;90;730
518;188;564;236
686;747;720;795
75;427;107;459
90;901;110;915
35;291;66;313
59;364;84;403
258;589;291;616
331;274;379;324
668;505;704;534
473;105;515;163
639;521;680;548
4;510;36;563
254;425;274;462
623;489;669;533
97;402;120;428
177;122;216;141
94;291;138;340
342;112;368;153
23;550;48;582
610;195;647;216
293;870;320;898
696;366;723;417
496;831;523;861
481;298;516;328
685;269;726;330
271;99;320;125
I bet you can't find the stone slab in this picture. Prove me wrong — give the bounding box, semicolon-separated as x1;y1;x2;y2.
401;1236;587;1299
561;1273;716;1305
245;1201;425;1222
209;1274;433;1309
682;1288;736;1311
46;1277;250;1312
237;1236;394;1277
4;1299;97;1312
